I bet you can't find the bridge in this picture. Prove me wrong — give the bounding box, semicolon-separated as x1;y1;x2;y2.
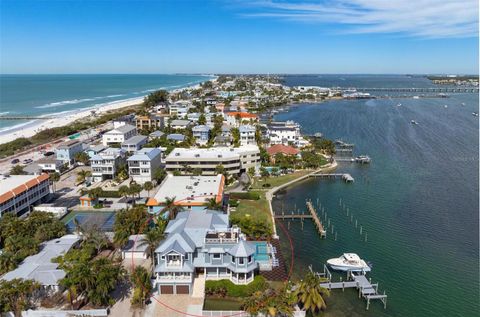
350;87;479;93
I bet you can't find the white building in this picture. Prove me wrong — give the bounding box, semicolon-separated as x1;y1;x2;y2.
169;101;192;115
121;135;148;152
90;148;127;182
239;125;256;146
127;148;162;183
192;125;211;145
165;145;260;175
267;121;308;146
169;119;191;130
1;234;81;294
0;174;51;218
102;124;137;146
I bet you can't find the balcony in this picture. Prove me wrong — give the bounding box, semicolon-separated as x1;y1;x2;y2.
155;273;192;284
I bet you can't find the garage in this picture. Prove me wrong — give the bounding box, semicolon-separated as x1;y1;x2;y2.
160;285;174;294
176;285;190;294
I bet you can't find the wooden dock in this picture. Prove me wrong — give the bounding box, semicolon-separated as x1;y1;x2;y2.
316;266;388;310
306;200;326;238
274;214;313;220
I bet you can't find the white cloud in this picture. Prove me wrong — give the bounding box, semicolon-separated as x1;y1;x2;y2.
239;0;479;38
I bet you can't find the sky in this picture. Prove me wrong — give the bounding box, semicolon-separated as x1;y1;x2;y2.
0;0;478;74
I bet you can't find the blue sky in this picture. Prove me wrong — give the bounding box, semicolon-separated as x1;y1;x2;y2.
0;0;478;74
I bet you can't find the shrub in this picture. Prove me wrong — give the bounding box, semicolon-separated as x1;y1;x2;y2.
229;199;239;207
229;192;260;200
262;183;271;188
205;276;267;298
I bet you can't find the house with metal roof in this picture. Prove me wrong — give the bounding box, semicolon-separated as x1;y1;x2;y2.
121;135;148;152
153;209;271;295
192;125;211;145
1;234;80;294
90;148;127;182
102;124;137;146
166;133;186;142
127;147;162;183
169;119;191;130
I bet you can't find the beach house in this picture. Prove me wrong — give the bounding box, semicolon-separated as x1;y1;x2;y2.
169;119;191;130
192;125;211;145
121;135;148;152
102;124;137;146
55;140;84;167
239;125;257;146
127;147;162;184
153;209;264;295
90;148;127;182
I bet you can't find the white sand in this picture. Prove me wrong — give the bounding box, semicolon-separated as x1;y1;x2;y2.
0;97;144;145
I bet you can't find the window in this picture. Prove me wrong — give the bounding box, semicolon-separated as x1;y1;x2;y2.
248;255;253;263
213;253;221;259
231;256;235;263
239;257;244;265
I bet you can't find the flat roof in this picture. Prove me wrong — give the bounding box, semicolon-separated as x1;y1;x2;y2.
166;145;259;160
151;174;224;206
0;174;50;204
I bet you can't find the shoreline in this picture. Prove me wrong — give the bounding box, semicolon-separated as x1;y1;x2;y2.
0;80;213;145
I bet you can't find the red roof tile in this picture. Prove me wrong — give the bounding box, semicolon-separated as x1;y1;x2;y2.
266;144;300;156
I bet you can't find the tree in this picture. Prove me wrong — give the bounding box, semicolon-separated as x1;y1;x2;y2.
231;128;240;147
129;182;143;204
9;165;26;175
116;163;129;181
294;270;330;314
143;90;169;109
143;181;154;197
74;151;90;165
76;169;92;184
0;278;40;317
161;196;184;220
113;206;149;248
198;113;207;125
50;172;61;193
87;187;103;201
205;197;222;211
260;167;270;182
118;185;130;210
242;284;295;317
130;266;152;308
138;227;164;266
247;167;256;179
153;168;167;185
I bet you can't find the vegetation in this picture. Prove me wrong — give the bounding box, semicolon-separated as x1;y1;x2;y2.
138;226;166;266
242;283;296;317
130;266;152;308
229;192;260;200
113;206;150;248
230;214;272;240
205;276;267;298
300;151;328;169
76;169;92;184
0;278;41;317
0;212;66;275
161;196;185;220
143;90;168;109
50;172;61;192
9;164;26;175
310;137;336;156
294;270;330;315
74;151;91;165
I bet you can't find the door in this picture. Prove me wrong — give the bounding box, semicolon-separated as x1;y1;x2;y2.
160;285;174;294
176;285;190;294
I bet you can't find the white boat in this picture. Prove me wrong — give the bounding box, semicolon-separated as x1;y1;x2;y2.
411;120;418;125
327;253;371;272
444;105;448;108
473;112;479;117
396;103;402;107
413;96;420;99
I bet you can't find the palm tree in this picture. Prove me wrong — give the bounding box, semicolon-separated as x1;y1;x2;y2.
0;278;41;317
129;183;143;205
50;172;61;193
118;185;130;210
130;266;152;307
205;197;222;211
74;151;90;166
87;187;103;203
294;270;330;314
9;165;26;175
161;196;184;220
143;181;154;197
137;228;164;266
76;169;92;183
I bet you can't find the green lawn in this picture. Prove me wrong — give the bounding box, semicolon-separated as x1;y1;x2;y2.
251;170;311;190
232;192;272;226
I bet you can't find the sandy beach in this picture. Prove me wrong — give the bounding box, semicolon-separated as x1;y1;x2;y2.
0;96;144;145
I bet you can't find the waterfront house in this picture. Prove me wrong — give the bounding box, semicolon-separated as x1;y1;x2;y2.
146;174;225;213
56;140;84;167
90;148;127;182
102;124;137;146
165;145;260;176
239;125;257;146
153;209;270;295
1;234;80;295
267;121;308;147
266;144;301;164
121;135;148;153
0;174;51;218
127;147;162;184
192;125;211;145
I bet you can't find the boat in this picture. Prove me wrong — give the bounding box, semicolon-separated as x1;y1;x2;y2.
396;103;402;107
354;155;371;163
461;102;466;106
473;112;479;117
444;105;448;108
413;96;420;99
411;120;418;125
327;253;371;272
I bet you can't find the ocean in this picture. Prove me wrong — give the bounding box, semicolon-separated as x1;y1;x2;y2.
273;75;479;317
0;74;212;131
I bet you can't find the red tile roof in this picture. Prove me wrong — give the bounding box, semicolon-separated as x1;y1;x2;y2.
226;112;258;119
266;144;300;156
0;174;50;204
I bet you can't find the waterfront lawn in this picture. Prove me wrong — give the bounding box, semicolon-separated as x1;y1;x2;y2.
203;298;242;311
251;170;311;190
231;192;271;226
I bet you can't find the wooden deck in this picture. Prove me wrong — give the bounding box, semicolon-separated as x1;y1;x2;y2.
306;200;326;238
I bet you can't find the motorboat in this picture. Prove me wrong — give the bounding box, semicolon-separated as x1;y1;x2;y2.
444;105;448;108
327;253;371;272
396;103;402;107
411;120;418;125
473;112;479;117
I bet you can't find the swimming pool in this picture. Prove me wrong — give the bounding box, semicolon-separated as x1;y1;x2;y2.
253;241;270;262
62;210;116;232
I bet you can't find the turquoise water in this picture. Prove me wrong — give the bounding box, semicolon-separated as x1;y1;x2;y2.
254;241;270;261
273;75;479;317
0;74;212;131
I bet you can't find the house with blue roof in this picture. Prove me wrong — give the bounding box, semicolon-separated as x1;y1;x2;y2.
153;209;273;295
192;125;211;145
127;148;162;183
167;133;186;143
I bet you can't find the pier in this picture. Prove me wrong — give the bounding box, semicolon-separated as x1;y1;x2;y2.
306;200;326;238
0;115;57;120
316;265;388;310
308;173;354;183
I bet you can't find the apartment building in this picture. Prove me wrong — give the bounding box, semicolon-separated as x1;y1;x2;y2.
90;148;127;182
239;125;257;146
102;124;137;146
55;140;84;167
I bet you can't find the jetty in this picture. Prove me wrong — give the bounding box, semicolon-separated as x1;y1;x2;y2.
306;200;326;238
308;173;354;183
316;265;388;310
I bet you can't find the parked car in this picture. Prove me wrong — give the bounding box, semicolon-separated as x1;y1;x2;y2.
11;158;20;164
44;151;55;157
